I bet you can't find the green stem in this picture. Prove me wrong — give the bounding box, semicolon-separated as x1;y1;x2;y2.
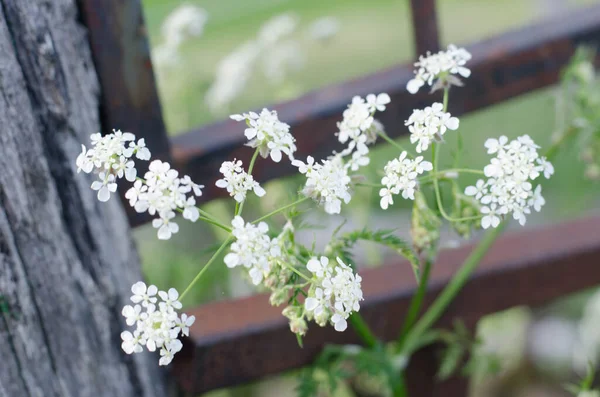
179;236;233;302
237;148;261;217
279;260;312;282
442;87;449;111
348;313;378;349
401;224;505;354
545;125;577;161
198;216;232;232
355;182;385;189
397;258;433;349
392;374;409;397
252;197;309;223
379;132;411;155
431;144;481;222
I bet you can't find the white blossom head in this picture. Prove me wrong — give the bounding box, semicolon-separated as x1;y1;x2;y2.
77;130;150;202
305;256;363;332
215;159;266;203
292;155;352;214
407;44;472;94
161;4;208;48
230;109;296;162
121;282;195;366
224;216;281;285
465;135;554;228
380;152;432;209
406;103;459;153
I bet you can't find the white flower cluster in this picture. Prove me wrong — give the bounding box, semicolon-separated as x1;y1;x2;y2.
128;160;204;240
380;152;433;209
78;131;205;240
153;4;208;68
465;135;554;229
76;130;150;202
230;109;297;162
304;256;363;332
406;102;459;153
407;44;472;94
216;160;266;203
337;93;390;170
293;155;351;214
120;282;195;366
224;216;281;285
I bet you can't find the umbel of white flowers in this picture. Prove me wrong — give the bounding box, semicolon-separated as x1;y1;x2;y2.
465;135;554;228
121;282;195;366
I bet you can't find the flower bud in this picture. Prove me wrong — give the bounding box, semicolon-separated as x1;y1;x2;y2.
289;317;307;336
269;288;289;307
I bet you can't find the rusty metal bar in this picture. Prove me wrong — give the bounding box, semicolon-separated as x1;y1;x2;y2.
172;215;600;393
410;0;441;56
78;0;170;225
150;4;600;229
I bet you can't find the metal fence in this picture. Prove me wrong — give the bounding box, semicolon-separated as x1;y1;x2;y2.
78;0;600;394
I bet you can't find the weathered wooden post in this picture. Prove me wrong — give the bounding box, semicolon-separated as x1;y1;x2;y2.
0;1;166;395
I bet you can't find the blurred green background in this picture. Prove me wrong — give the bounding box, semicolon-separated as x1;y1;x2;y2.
135;0;600;396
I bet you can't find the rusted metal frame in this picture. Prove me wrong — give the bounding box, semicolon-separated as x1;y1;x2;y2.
150;4;600;230
172;215;600;393
78;0;170;225
410;0;441;56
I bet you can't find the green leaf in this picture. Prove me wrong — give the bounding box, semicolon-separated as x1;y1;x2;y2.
296;369;318;397
437;343;466;381
339;228;421;281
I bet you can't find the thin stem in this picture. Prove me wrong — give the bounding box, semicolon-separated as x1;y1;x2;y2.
379;132;411;155
355;182;385;189
392;374;408;397
279;261;312;282
442;87;449;111
418;168;485;183
545;125;577;161
396;257;433;350
198;216;232;232
252;197;309;224
348;313;378;349
431;144;481;222
401;223;505;354
179;236;233;302
174;208;231;232
237;148;261;217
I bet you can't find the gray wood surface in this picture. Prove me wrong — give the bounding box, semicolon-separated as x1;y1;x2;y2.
0;1;167;396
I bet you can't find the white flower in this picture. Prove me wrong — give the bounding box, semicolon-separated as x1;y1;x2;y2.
305;256;363;332
407;44;472;94
481;204;501;229
182;197;200;222
152;211;180;240
91;173;118;202
121;283;194;366
366;93;391;112
465;135;553;228
406;103;459;153
216;159;266;203
230;109;296;162
224;216;281;285
161;4;208;48
293;155;351;214
379;152;432;208
334;94;390;169
174;313;196;337
122;305;143;326
159;288;183;310
130;282;158;307
308;16;340;41
121;331;144;354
